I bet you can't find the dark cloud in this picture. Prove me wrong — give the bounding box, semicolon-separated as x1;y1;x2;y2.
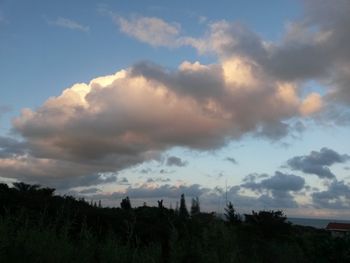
312;180;350;209
146;177;170;183
255;122;290;140
240;171;305;209
256;192;299;209
225;157;237;165
0;136;27;157
159;169;173;174
166;156;187;167
242;171;305;192
79;188;101;194
287;148;349;178
131;61;225;100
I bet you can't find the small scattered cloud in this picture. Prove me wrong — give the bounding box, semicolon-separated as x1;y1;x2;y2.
146;177;170;183
118;177;130;185
0;105;12;117
79;187;101;194
225;157;237;165
198;16;208;24
166;156;188;167
287;148;350;179
48;17;89;32
115;15;180;47
140;168;152;174
159;169;173;174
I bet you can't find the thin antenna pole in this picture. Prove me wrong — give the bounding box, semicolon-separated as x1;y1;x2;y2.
225;179;228;206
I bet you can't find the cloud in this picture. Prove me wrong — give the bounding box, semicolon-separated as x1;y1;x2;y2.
89;180;304;210
159;169;173;174
146;177;170;183
0;54;323;184
98;183;209;200
7;1;350;186
49;17;89;32
188;1;350;109
225;157;237;164
80;178;350;211
0;105;11;116
287;148;350;178
0;136;27;158
242;171;305;192
26;172;117;192
118;177;130;185
312;180;350;209
117;1;350;115
115;15;180;47
166;156;187;167
79;187;101;194
241;171;305;208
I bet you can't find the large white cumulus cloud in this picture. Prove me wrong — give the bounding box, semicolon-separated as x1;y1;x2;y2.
0;56;320;185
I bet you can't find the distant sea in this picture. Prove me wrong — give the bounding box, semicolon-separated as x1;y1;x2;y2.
288;218;350;229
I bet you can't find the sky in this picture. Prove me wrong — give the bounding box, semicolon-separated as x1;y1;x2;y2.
1;0;350;219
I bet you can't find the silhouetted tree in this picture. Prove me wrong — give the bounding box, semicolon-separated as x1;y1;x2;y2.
13;182;40;192
0;183;9;192
190;196;200;216
179;194;189;218
121;196;132;210
37;187;55;197
224;202;241;224
245;210;287;225
245;210;291;238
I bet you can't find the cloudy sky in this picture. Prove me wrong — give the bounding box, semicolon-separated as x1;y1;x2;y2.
1;0;350;218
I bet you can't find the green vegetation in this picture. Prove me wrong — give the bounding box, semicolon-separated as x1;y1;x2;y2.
1;182;349;262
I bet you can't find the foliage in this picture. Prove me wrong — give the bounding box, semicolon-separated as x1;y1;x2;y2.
120;196;132;210
224;202;241;225
190;197;200;217
1;182;350;262
179;194;189;219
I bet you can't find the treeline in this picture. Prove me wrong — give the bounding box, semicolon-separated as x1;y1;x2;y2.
0;182;349;262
